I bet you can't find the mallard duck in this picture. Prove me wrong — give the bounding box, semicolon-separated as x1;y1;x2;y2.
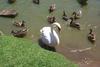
49;4;56;13
0;9;18;18
11;28;27;38
62;10;68;21
88;29;96;43
69;17;80;30
72;10;82;19
13;20;25;27
8;0;16;3
33;0;39;4
47;16;53;23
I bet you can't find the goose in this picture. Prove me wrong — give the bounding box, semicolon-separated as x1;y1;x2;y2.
77;0;88;6
47;16;52;23
47;16;57;24
0;9;17;18
88;29;96;43
40;22;61;47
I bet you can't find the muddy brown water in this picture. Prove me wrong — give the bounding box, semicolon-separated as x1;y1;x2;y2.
0;0;100;66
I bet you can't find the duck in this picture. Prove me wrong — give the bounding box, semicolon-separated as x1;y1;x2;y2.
11;28;27;38
33;0;40;4
13;20;25;27
47;16;53;23
8;0;16;3
49;4;56;13
72;10;82;19
47;16;56;24
88;29;96;43
62;10;68;21
40;22;61;47
0;9;18;18
69;17;80;30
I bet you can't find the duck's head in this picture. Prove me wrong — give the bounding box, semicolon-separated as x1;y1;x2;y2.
69;17;74;22
89;28;93;34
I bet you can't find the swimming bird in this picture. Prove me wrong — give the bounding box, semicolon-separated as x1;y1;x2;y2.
33;0;40;4
69;17;80;30
49;4;56;13
40;22;61;46
11;28;27;38
88;29;96;43
13;20;25;27
8;0;16;4
62;10;68;21
72;10;82;19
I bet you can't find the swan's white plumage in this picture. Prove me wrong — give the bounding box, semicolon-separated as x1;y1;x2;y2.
52;22;61;29
40;26;60;46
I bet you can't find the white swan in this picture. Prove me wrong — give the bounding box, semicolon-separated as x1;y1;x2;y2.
40;22;61;47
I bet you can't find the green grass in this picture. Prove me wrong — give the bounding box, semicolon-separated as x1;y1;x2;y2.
0;36;78;67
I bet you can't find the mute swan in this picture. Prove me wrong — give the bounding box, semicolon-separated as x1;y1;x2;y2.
40;22;61;46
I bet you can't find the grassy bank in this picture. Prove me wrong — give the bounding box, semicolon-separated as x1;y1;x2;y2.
0;36;78;67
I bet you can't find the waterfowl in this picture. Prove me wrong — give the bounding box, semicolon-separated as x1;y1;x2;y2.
8;0;16;4
69;17;80;30
11;28;27;38
77;0;88;6
0;31;4;35
47;16;53;23
40;22;61;46
33;0;40;4
13;20;25;27
72;10;82;19
47;16;56;24
62;10;68;21
0;9;18;18
88;29;96;43
49;4;56;13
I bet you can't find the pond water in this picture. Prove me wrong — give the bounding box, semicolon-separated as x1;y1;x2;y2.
0;0;100;65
